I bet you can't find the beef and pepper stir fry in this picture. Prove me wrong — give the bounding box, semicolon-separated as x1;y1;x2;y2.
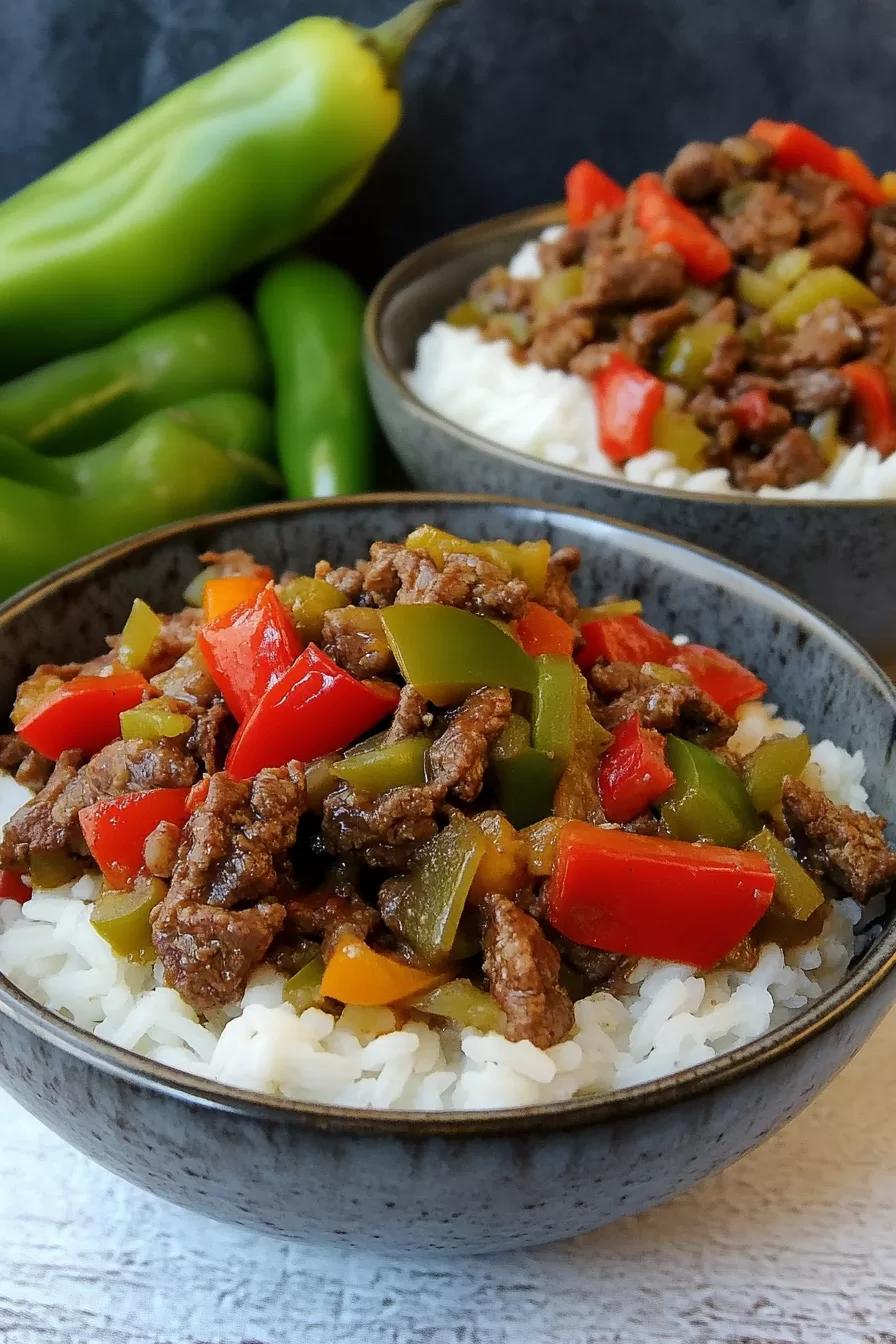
449;120;896;490
1;530;894;1049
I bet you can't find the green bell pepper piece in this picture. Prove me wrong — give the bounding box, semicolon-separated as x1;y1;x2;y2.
256;257;373;498
389;815;487;963
283;956;326;1014
769;267;879;329
408;978;506;1031
380;604;536;706
658;322;733;392
650;407;709;471
0;1;456;376
90;878;165;962
29;852;84;890
553;665;612;823
334;736;430;794
532;654;577;768
120;701;194;741
742;732;811;814
492;750;564;829
117;599;162;673
661;736;760;847
278;574;350;642
534;265;585;312
0;297;269;456
745;828;824;921
490;713;531;762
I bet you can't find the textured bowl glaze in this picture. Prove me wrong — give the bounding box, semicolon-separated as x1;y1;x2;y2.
1;495;895;1254
365;207;896;666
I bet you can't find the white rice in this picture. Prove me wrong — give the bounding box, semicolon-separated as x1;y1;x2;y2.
408;226;896;501
0;700;872;1110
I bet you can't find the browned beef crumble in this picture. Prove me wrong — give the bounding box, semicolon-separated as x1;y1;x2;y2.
0;734;52;791
320;607;396;680
664;141;736;201
782;775;896;901
731;427;827;491
427;687;512;803
362;541;529;621
321;784;441;869
481;892;574;1049
198;549;271;579
313;559;365;603
590;661;736;745
150;644;218;707
285;890;380;962
185;699;232;776
384;686;431;743
540;545;581;623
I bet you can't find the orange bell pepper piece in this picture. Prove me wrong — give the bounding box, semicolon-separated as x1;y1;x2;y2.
202;574;270;623
320;932;450;1006
516;602;577;657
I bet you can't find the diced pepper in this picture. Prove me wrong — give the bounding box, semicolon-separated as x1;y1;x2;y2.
404;527;551;598
379;604;536;706
490;712;531;762
576;613;676;670
642;662;690;684
79;787;191;888
488;313;531;346
745;828;824;921
769;267;879;329
593;351;666;464
389;814;487;963
469;810;529;897
182;560;274;609
841;359;896;456
578;599;643;623
552;665;612;822
505;540;552;598
763;247;812;290
532;654;578;769
15;669;150;760
278;574;350;643
808;409;842;465
731;387;774;438
516;603;576;657
406;978;506;1031
633;173;732;285
668;643;767;715
650;406;709;471
535;265;585;313
565;159;627;227
658;322;733;393
198;586;301;722
741;732;811;814
29;852;82;890
283;956;325;1014
304;754;339;813
881;171;896;201
89;877;165;962
226;642;399;779
521;816;569;877
202;574;269;623
597;713;676;823
547;821;775;968
736;266;783;310
661;735;760;848
834;148;887;207
117;599;162;672
333;735;429;794
748;119;842;177
446;299;489;329
493;750;564;830
754;899;828;949
320;931;450;1007
119;700;194;741
0;871;30;905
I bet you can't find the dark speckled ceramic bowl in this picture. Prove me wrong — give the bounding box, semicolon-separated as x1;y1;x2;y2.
1;495;895;1254
365;206;896;667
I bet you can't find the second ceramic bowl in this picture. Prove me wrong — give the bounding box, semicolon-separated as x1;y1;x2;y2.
365;205;896;667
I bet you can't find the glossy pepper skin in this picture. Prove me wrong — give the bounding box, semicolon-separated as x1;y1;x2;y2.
198;587;301;722
79;789;191;889
661;736;760;848
16;671;150;759
593;352;666;464
0;1;456;375
256;257;373;498
0;297;270;456
380;604;537;706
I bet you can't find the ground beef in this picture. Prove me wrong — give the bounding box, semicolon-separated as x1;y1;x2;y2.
568;341;618;378
284;889;379;962
313;559;365;604
704;329;746;387
782;367;851;414
152;902;286;1011
185;700;233;775
427;687;512;802
199;549;271;580
320;607;396;680
540;545;581;622
150;643;218;708
107;608;202;680
322;784;441;868
784;299;864;369
0;734;52;791
861;305;896;369
782;775;896;901
791;174;867;270
384;686;432;744
664;141;735;201
143;821;182;879
591;664;736;746
622;300;691;366
731;428;826;491
867;204;896;303
10;663;81;726
712;182;802;267
527;314;593;371
551;932;625;991
0;749;84;869
481;892;574;1049
583;243;686;309
361;542;529;621
688;385;733;432
538;227;587;272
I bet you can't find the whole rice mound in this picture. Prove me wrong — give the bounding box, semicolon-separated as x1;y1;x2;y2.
408;227;896;502
0;702;872;1111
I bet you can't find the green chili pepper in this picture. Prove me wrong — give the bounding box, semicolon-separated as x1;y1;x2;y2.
380;604;536;706
661;736;760;847
0;392;279;600
658;322;733;392
256;257;373;498
0;297;269;456
90;879;165;962
492;750;564;829
741;732;811;814
283;956;326;1014
408;978;506;1032
120;701;194;741
532;654;577;768
278;574;350;642
769;267;879;329
334;736;430;794
0;0;456;375
117;599;163;673
745;828;824;920
390;815;486;963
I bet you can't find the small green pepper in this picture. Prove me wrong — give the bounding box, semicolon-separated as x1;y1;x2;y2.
658;322;733;392
532;654;577;768
391;814;487;963
283;956;326;1014
278;574;350;643
305;755;340;814
769;267;879;329
745;828;824;920
808;409;842;465
661;736;760;847
380;604;536;706
741;732;811;814
117;599;163;673
334;736;430;794
90;878;165;962
651;406;710;471
492;750;564;829
408;978;506;1032
119;701;194;741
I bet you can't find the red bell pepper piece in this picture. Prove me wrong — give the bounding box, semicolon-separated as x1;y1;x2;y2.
226;643;401;779
0;871;31;905
835;147;887;207
730;387;772;438
565;159;627;228
576;613;676;670
669;644;767;715
15;670;150;760
593;351;666;465
79;788;191;888
547;821;775;968
516;602;577;657
198;587;302;722
632;173;732;285
841;359;896;457
748;119;843;178
597;713;675;823
185;777;210;814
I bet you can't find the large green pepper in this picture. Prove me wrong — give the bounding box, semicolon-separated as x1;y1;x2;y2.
661;736;760;847
257;257;373;497
0;392;279;599
0;297;269;456
388;815;486;963
380;604;536;705
532;654;577;768
745;828;823;920
0;1;456;375
742;732;811;814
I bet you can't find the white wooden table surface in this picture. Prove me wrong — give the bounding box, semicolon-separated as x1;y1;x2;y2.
3;1008;896;1344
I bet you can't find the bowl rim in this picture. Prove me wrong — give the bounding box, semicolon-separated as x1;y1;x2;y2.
365;202;895;512
1;491;894;1137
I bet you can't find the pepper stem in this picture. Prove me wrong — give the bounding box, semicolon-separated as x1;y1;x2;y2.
367;0;460;89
